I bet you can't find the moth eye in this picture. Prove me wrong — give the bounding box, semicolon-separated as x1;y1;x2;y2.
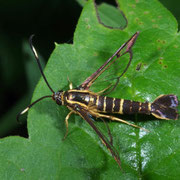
56;98;62;105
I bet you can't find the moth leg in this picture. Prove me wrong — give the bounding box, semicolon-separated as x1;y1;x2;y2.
75;105;122;169
100;117;113;145
67;76;73;89
91;112;149;132
63;111;74;140
96;84;113;95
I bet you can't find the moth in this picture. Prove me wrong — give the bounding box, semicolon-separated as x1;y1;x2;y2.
17;32;179;168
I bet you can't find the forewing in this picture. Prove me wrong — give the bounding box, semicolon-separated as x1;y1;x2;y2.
74;104;121;169
78;32;139;94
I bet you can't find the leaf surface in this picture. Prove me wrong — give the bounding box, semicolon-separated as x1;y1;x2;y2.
0;0;180;179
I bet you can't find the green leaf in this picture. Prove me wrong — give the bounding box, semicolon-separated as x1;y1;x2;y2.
96;2;127;28
1;0;180;179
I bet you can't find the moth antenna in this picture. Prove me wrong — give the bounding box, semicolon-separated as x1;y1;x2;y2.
17;35;55;122
17;95;52;123
29;35;55;93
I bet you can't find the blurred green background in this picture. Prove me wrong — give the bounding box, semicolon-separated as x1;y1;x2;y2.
0;0;179;138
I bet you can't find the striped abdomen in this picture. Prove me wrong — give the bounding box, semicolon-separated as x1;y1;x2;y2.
65;90;178;120
96;96;151;115
66;90;178;120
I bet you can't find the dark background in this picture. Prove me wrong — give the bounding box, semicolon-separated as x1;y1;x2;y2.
0;0;179;138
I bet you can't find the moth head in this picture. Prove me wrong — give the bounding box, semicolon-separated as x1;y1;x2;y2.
52;90;64;105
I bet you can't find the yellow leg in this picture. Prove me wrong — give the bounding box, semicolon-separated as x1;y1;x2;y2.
90;111;149;132
100;117;113;144
63;111;74;140
96;84;112;95
67;76;73;89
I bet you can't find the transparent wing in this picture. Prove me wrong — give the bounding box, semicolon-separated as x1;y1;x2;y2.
90;51;133;95
78;32;139;95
